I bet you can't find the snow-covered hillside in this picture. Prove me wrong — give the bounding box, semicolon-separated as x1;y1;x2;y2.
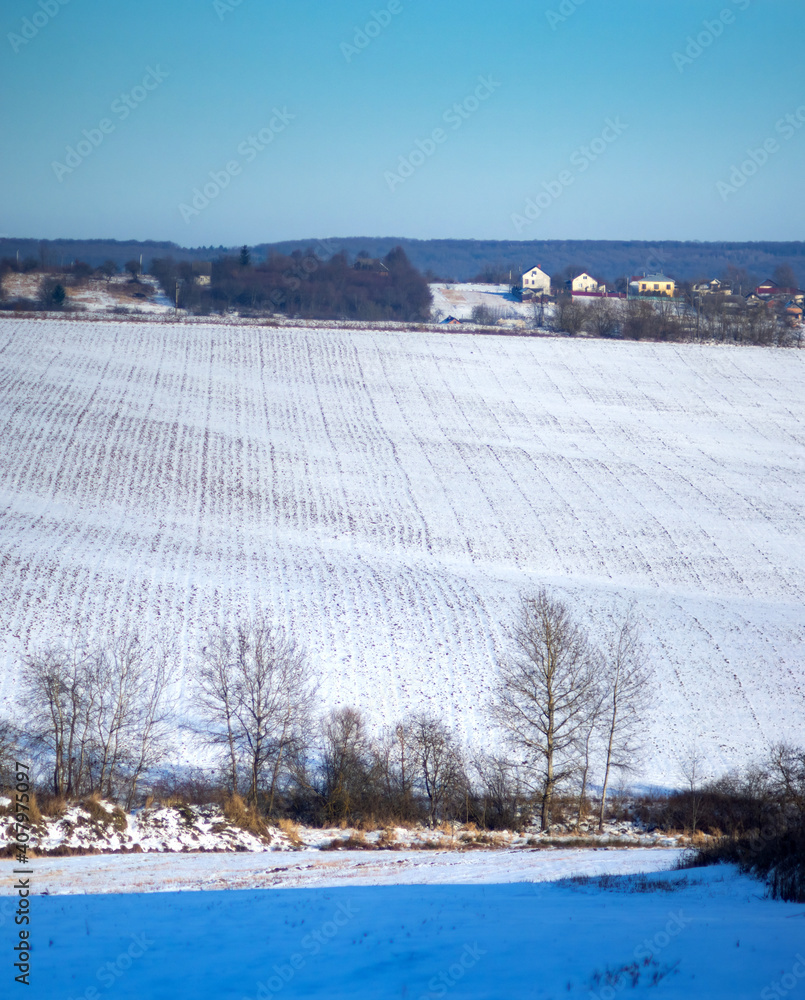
429;282;534;322
0;319;803;784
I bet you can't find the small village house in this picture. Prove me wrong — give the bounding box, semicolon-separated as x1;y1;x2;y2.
630;273;676;297
521;265;551;295
569;272;601;294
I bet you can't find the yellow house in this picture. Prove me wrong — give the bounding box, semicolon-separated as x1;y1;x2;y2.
634;273;675;297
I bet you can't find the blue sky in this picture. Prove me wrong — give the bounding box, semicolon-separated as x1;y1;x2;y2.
1;0;803;245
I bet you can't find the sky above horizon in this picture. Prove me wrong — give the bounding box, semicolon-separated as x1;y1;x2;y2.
1;0;804;247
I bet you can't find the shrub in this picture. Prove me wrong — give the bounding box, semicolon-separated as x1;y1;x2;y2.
682;828;805;902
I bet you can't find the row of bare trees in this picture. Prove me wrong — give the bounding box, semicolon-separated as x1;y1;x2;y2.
3;594;652;831
550;293;799;346
16;636;174;808
190;620;473;827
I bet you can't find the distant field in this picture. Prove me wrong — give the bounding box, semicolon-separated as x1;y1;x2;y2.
0;319;802;783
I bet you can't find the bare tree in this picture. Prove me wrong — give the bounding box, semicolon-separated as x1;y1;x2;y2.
0;719;22;791
678;742;708;835
193;631;242;794
530;297;546;330
471;752;529;830
765;742;805;820
373;720;418;821
124;258;141;282
494;589;599;831
122;642;176;809
91;635;150;798
574;683;605;832
20;634;174;803
193;619;315;810
408;714;466;828
97;259;117;282
588;299;619;338
597;609;652;831
21;641;98;796
553;295;585;335
316;707;373;824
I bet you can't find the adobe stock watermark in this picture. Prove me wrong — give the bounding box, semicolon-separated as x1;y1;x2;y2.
244;901;358;999
13;762;33;986
213;0;247;20
178;108;295;222
66;933;154;1000
384;75;501;192
8;0;71;54
52;66;169;182
546;0;587;31
717;102;805;200
341;0;403;62
761;953;805;1000
417;943;486;1000
511;116;627;233
672;0;751;73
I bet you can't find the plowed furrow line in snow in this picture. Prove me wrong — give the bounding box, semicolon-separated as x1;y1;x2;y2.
371;340;470;561
410;370;512;560
432;348;618;574
355;334;433;554
605;414;762;595
667;598;766;747
334;335;422;553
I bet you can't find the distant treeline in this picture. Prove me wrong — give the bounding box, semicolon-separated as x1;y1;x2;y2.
4;236;805;286
151;246;432;322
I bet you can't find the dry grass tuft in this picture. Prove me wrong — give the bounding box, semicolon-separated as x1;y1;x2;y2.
158;794;189;810
376;828;399;850
277;817;303;847
322;832;374;851
27;792;43;826
81;793;112;823
222;794;268;838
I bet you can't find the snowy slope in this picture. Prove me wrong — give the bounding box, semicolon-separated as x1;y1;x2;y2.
0;319;803;784
429;282;533;321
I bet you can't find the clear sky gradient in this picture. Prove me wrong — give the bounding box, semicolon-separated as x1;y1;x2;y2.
1;0;803;245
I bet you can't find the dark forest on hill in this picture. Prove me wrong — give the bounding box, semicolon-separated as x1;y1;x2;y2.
4;237;804;287
151;246;432;321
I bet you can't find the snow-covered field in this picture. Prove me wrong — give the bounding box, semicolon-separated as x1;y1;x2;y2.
429;282;533;322
1;273;173;314
1;845;683;895
0;319;803;783
2;856;803;999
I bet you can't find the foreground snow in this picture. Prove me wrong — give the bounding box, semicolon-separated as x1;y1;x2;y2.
0;320;803;782
2;859;802;999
